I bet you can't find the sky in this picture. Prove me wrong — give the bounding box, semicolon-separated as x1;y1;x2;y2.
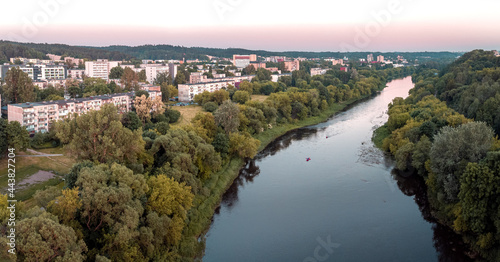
0;0;499;52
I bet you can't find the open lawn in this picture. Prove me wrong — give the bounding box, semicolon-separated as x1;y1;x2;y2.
251;95;268;102
170;105;203;126
0;147;75;201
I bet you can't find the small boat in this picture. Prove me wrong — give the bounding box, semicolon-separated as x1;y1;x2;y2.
306;157;311;162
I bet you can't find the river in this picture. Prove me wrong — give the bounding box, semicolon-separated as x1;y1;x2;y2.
203;77;473;262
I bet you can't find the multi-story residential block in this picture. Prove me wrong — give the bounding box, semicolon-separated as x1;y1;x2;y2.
144;64;178;84
283;60;300;71
7;91;160;134
190;72;207;84
377;55;384;63
68;69;85;79
271;73;292;82
178;75;255;102
367;54;374;62
233;54;257;68
64;57;84;67
0;65;67;81
84;59;120;80
310;68;328;76
46;54;62;61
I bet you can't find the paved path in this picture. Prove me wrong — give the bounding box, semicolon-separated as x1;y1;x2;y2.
16;149;63;157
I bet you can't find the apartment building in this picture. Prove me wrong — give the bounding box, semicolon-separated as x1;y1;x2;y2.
377;55;385;63
367;54;374;62
84;59;120;80
178;75;255;101
283;60;300;71
0;65;67;81
310;68;328;76
233;54;257;68
144;63;178;83
190;72;207;84
7;92;146;134
68;69;85;79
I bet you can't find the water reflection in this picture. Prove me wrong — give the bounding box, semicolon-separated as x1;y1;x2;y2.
392;171;474;262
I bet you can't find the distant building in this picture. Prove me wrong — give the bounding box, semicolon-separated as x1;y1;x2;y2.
190;72;207;84
271;73;292;82
377;55;384;63
340;67;349;72
144;63;177;84
84;59;120;80
67;69;85;79
178;75;254;101
283;60;300;71
250;62;266;70
46;54;62;61
494;50;500;57
331;59;344;66
310;68;328;76
64;57;84;67
233;54;257;68
367;54;374;62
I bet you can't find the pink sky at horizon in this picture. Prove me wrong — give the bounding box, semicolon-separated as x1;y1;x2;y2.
1;0;499;52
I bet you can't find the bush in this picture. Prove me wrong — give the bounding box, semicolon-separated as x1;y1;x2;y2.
203;102;218;112
165;109;181;123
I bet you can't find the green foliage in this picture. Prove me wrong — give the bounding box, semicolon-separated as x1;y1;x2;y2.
164;109;181;123
135;90;149;98
0;119;30;155
214;100;240;134
232;90;250;104
17;213;87;261
121;111;142;131
229;132;260;159
3;67;35;103
109;66;124;79
54;104;145;164
203;101;218;112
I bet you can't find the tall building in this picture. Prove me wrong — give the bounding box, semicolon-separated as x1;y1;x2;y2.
377;55;384;63
144;63;177;84
84;59;120;80
189;72;207;84
367;54;374;62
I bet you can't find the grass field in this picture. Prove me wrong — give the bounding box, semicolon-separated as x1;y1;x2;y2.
0;147;75;201
251;94;268;102
170;105;203;126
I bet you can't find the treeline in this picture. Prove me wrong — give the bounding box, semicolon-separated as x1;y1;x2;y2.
100;44;461;62
377;50;500;261
0;41;133;64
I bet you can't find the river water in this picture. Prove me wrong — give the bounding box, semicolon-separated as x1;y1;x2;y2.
203;77;473;262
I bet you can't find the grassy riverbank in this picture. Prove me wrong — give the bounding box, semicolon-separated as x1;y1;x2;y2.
179;91;383;260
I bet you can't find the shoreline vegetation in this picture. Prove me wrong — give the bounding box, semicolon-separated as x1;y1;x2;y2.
372;50;500;261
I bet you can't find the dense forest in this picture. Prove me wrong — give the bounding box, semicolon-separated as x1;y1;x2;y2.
0;64;414;261
0;41;133;64
376;50;500;261
0;40;460;64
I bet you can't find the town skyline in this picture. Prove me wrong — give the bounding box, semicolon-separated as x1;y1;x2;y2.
1;0;499;52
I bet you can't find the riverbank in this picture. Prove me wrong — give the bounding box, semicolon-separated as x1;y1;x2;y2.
179;86;389;260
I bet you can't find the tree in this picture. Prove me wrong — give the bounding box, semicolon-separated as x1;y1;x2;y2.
54;104;145;164
164;109;181;123
3;67;35;103
48;187;82;224
430;122;494;201
174;71;186;86
76;163;149;260
239;81;253;94
17;214;87;261
154;72;171;86
203;101;218;112
0;119;30;156
242;65;256;75
134;95;165;123
147;175;194;246
229;132;260;159
121;67;139;91
138;69;147;82
45;94;64;101
212;132;229;159
232;90;250;104
122;111;142;131
214;100;240;134
109;66;124;79
135;90;149;98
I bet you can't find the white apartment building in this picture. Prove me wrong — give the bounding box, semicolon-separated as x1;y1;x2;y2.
85;59;120;80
